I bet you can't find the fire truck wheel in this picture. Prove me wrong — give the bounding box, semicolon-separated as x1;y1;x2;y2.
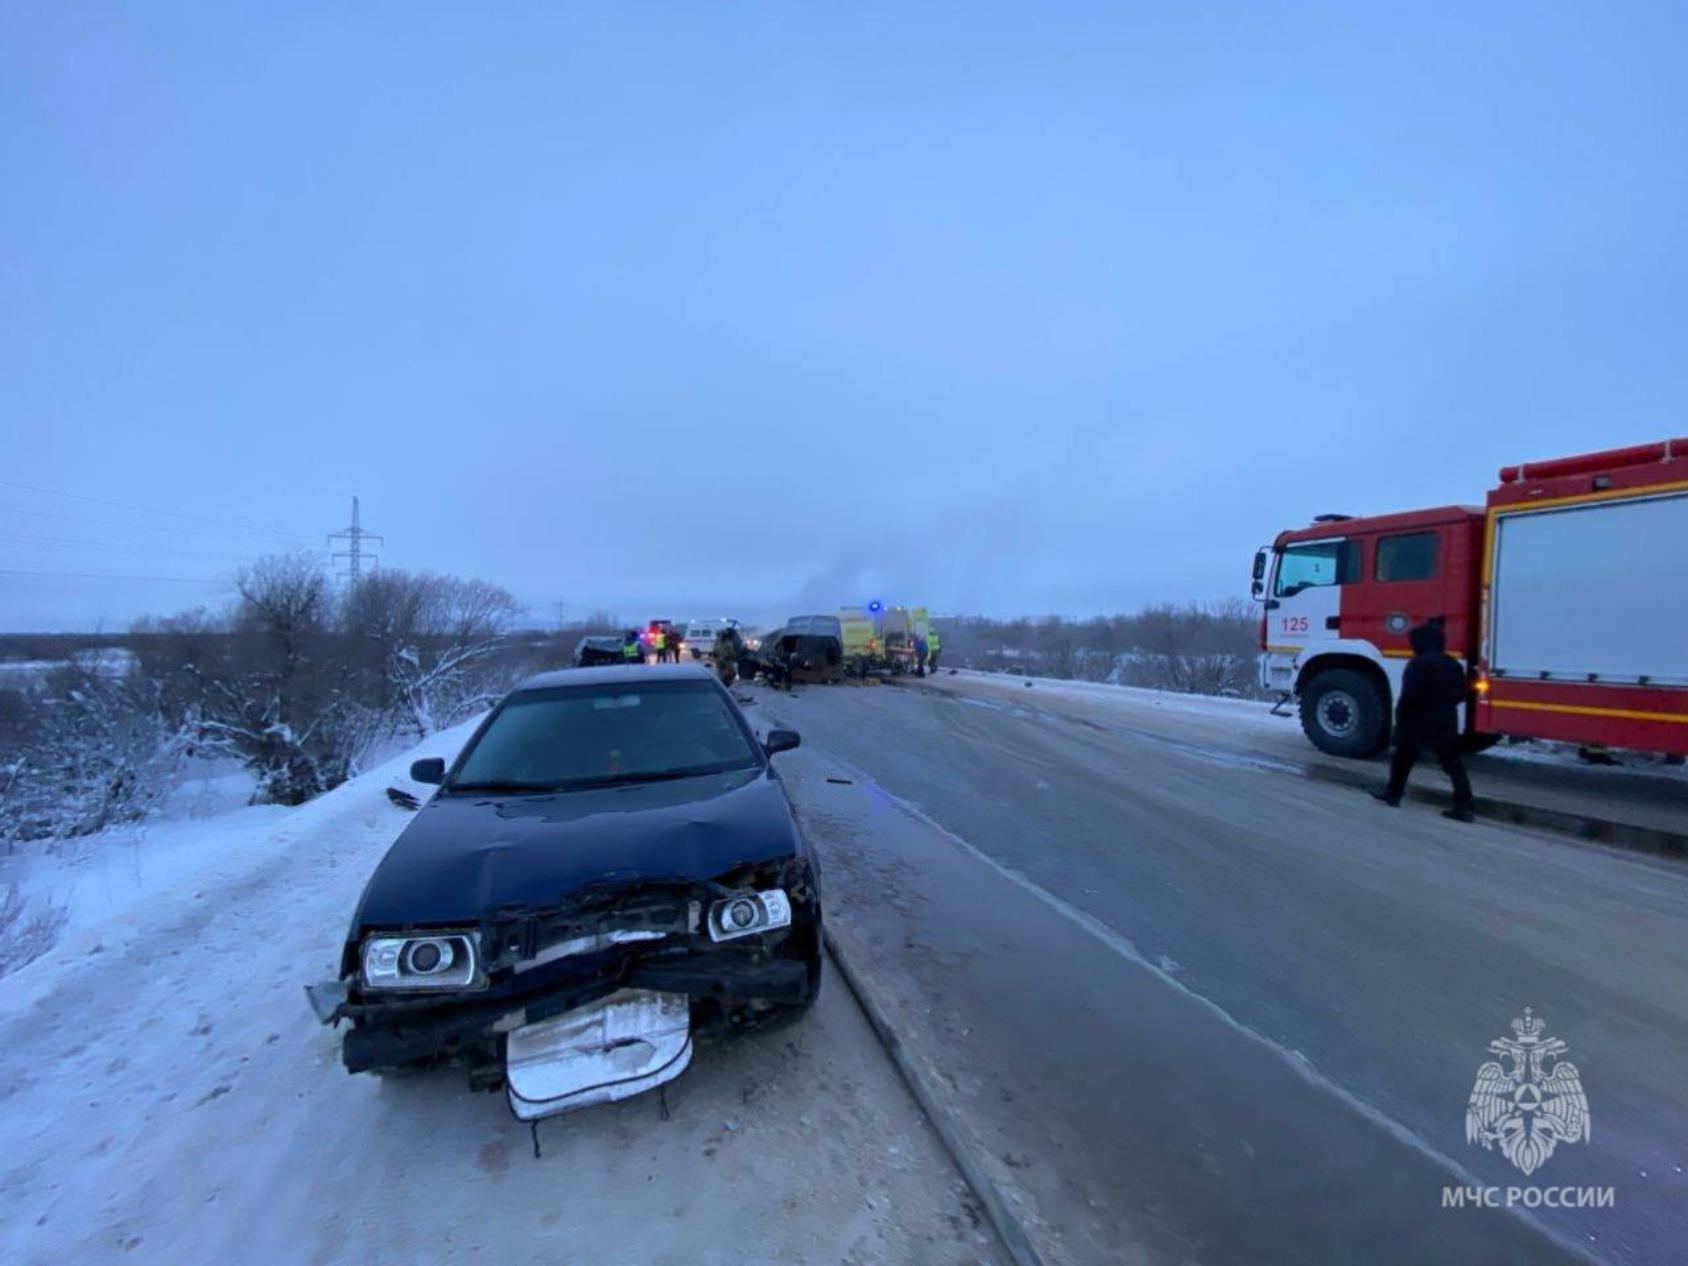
1299;668;1388;758
1461;732;1501;754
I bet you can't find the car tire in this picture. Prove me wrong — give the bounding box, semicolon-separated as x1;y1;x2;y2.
1300;668;1388;758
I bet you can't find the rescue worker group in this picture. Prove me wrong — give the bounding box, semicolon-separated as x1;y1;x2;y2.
575;606;942;691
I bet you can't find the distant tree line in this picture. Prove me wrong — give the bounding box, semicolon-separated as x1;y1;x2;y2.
940;599;1263;697
1;579;1262;844
0;554;617;842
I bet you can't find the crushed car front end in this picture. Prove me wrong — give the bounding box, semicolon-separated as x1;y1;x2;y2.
309;855;820;1112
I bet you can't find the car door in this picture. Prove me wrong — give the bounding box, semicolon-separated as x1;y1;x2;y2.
1357;529;1449;659
1267;536;1360;656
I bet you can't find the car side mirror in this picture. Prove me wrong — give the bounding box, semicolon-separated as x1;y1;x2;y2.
410;757;446;785
763;729;801;757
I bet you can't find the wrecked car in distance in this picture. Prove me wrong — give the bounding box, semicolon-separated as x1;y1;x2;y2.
741;627;845;686
306;663;820;1121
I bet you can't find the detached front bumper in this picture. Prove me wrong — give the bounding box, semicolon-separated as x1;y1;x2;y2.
312;943;814;1078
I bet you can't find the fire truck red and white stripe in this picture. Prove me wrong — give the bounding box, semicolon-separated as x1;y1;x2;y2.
1254;439;1688;760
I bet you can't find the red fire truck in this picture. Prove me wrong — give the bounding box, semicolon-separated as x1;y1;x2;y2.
1253;439;1688;759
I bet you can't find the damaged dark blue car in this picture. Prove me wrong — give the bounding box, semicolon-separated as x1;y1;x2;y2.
306;664;821;1121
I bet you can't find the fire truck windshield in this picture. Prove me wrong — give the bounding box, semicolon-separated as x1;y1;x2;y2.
1274;539;1359;597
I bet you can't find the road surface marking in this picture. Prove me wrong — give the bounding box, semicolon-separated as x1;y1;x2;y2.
800;749;1599;1265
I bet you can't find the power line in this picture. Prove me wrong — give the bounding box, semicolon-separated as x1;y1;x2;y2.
0;502;291;543
0;567;231;585
0;530;264;563
0;479;315;543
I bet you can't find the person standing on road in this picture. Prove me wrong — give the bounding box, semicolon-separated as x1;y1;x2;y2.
714;624;743;686
652;626;668;663
1372;621;1475;821
927;625;941;675
622;629;643;665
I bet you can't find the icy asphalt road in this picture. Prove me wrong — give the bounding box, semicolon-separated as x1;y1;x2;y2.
748;676;1688;1266
0;722;1003;1266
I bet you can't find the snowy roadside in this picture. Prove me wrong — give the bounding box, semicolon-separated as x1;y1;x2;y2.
0;717;484;1020
919;669;1688;844
0;715;1000;1266
2;764;280;976
949;667;1295;726
944;667;1688;785
0;722;445;983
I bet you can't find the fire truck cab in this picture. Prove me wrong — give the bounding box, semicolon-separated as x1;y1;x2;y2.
1256;438;1688;760
1255;507;1484;756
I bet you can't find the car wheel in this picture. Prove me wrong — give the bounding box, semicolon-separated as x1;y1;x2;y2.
1299;668;1388;758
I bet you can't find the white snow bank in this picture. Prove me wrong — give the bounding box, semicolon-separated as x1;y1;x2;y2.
951;667;1295;726
0;717;483;1007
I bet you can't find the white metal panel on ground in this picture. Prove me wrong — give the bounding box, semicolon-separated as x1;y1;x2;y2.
505;988;692;1121
1490;491;1688;684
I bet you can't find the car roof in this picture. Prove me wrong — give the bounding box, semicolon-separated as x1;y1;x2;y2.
515;663;719;692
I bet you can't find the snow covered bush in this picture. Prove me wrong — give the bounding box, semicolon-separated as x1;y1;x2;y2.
0;666;187;845
5;557;527;824
129;556;523;805
0;884;69;977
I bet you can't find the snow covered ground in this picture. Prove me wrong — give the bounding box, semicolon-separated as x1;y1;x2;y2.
2;760;277;973
0;720;999;1266
0;649;137;690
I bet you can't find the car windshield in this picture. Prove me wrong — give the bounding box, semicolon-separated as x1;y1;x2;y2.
789;615;842;635
449;680;758;791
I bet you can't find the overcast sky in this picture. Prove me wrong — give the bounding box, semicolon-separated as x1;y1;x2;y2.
3;2;1685;632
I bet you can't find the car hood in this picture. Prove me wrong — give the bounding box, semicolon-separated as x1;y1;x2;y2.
353;768;801;929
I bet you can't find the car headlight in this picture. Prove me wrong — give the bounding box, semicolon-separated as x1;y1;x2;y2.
361;933;481;989
707;889;792;942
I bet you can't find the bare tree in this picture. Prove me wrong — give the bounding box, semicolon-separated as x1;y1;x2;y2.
183;553;355;805
343;570;521;738
5;557;535;831
937;601;1263;696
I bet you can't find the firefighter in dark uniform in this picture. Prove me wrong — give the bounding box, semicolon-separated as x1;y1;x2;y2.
714;625;743;686
1372;621;1475;821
